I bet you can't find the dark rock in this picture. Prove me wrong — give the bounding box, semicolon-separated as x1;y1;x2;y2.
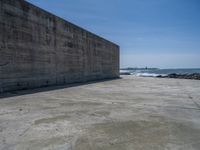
120;72;131;75
157;75;163;78
168;73;178;78
157;73;200;80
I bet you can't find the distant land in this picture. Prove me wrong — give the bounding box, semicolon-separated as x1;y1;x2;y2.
120;67;159;70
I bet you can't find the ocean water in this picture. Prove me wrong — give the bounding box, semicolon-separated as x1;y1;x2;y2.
120;68;200;77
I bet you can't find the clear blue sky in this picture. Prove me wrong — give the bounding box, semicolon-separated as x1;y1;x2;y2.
27;0;200;69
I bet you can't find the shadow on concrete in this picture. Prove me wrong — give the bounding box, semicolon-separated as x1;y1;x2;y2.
0;77;122;99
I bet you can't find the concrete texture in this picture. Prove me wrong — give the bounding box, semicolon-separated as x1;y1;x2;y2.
0;0;119;93
0;76;200;150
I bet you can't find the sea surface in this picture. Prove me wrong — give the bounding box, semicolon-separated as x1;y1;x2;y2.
120;68;200;77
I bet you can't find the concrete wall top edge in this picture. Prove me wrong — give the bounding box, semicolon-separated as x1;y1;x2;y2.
21;0;119;48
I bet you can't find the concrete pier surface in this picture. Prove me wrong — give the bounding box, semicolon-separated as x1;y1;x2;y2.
0;76;200;150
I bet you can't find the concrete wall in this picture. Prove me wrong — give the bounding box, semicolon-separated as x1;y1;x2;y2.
0;0;119;93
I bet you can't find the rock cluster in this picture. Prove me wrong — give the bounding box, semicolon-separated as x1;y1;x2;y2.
157;73;200;80
120;72;131;75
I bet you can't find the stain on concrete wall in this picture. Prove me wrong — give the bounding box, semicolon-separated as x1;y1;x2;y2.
0;0;119;93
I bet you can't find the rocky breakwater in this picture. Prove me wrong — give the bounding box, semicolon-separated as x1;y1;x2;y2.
157;73;200;80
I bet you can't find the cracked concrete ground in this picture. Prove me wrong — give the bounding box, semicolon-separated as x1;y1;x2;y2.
0;76;200;150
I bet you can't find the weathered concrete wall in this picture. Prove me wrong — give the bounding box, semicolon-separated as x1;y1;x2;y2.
0;0;119;93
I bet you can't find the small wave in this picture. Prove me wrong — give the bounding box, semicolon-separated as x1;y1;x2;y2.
133;73;167;77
